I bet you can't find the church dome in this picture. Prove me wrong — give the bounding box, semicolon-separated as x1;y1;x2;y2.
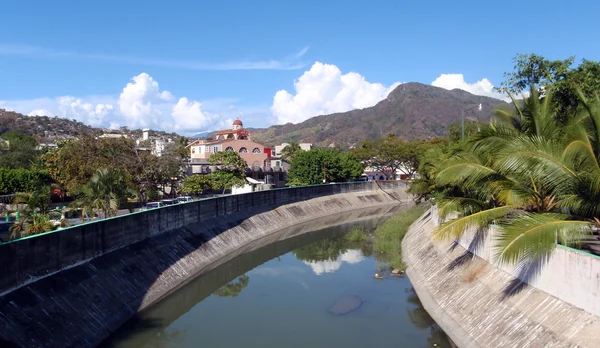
233;118;243;126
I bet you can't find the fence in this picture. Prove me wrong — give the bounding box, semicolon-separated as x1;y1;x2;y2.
0;181;407;294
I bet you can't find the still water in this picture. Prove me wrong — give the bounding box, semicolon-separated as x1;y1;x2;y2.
103;217;449;348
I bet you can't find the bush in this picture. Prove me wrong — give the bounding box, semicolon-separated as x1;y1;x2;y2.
373;204;429;270
0;168;52;194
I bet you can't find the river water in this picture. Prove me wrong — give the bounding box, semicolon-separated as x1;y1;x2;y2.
103;214;449;348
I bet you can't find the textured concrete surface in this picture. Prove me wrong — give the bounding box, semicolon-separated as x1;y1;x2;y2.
453;221;600;318
403;208;600;348
0;183;409;348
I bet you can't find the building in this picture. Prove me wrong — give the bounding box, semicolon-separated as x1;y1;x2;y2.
187;118;272;173
136;128;174;157
273;142;313;157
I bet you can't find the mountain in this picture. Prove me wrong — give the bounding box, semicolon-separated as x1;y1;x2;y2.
0;108;99;140
251;83;511;147
0;108;183;142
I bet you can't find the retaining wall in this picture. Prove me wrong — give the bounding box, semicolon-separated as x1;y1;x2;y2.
403;208;600;347
0;182;409;348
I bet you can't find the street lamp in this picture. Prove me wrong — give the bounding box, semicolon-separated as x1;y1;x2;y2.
462;103;482;141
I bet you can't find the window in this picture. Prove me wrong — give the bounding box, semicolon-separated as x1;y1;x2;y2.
275;161;280;167
252;147;261;153
225;146;234;152
239;147;248;153
191;147;195;154
212;146;219;153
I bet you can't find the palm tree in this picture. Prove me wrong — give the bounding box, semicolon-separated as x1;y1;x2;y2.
430;85;593;266
72;168;128;219
8;186;55;240
281;141;302;162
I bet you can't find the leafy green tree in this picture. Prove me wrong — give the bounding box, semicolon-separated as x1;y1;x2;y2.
0;131;40;169
42;137;139;193
281;141;302;162
499;53;600;121
287;148;363;186
445;120;487;143
426;85;600;266
12;185;52;215
0;168;52;194
352;135;430;179
72;168;130;218
181;174;214;195
208;151;248;194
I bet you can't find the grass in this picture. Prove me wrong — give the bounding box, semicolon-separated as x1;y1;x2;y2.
345;225;368;242
373;204;429;271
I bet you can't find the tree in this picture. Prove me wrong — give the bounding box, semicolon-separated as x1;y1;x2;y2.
352;135;429;179
426;85;599;266
281;141;302;162
175;136;189;159
41;137;139;193
0;131;40;169
499;53;600;121
181;174;214;195
208;151;248;194
499;53;574;94
445;120;487;143
72;168;130;219
12;185;52;216
287;148;363;186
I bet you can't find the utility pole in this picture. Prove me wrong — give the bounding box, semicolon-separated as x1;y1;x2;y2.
462;103;482;142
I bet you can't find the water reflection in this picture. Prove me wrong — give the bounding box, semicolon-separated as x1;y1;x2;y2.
104;215;451;348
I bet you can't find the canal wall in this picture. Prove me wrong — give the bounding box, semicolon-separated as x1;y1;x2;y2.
0;182;410;348
403;207;600;348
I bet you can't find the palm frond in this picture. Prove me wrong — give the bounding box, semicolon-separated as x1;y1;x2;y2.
495;213;591;266
434;205;515;240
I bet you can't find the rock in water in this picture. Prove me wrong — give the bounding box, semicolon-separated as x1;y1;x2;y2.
329;295;363;315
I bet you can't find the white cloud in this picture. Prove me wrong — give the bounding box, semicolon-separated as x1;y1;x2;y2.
1;73;230;133
171;97;216;131
271;62;401;124
28;109;52;116
301;249;365;275
57;96;115;127
118;73;173;129
431;74;508;101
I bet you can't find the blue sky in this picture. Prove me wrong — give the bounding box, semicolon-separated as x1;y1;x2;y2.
1;0;599;134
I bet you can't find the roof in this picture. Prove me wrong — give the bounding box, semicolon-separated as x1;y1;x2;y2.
215;129;236;135
233;118;243;125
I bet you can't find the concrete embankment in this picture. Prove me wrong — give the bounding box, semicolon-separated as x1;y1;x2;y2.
0;182;409;348
403;208;600;348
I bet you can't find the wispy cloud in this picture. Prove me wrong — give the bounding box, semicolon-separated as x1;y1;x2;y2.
0;44;309;71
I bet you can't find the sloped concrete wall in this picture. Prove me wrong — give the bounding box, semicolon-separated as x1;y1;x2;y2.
452;215;600;318
403;208;600;347
0;183;409;348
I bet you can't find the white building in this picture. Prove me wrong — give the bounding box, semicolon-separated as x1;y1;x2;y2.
273;142;313;157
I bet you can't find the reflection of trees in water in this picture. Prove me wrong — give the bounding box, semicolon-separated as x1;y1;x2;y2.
406;287;452;348
292;236;351;262
213;275;250;297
